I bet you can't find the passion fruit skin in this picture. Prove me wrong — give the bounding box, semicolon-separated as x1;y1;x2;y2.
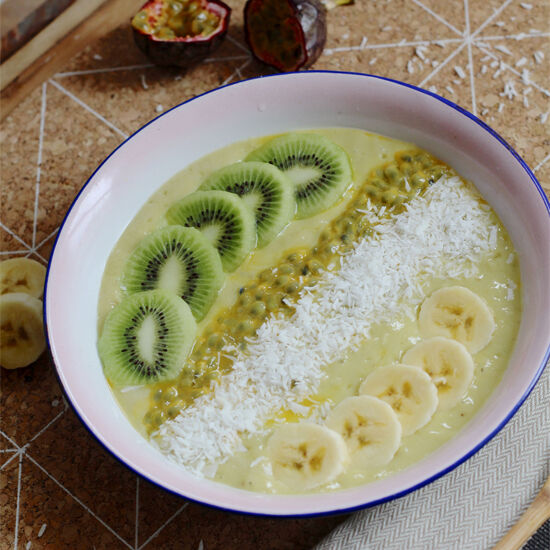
244;0;327;73
132;0;231;68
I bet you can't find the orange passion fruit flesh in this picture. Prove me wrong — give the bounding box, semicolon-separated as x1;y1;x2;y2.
132;0;224;41
246;0;308;71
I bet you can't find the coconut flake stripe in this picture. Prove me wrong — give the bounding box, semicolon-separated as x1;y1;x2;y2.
155;176;499;476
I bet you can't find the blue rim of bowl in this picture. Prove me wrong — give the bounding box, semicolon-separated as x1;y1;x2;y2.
43;70;550;519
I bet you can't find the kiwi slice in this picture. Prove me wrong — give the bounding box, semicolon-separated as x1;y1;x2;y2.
122;226;224;321
199;161;295;247
98;289;196;386
166;190;256;272
246;133;352;219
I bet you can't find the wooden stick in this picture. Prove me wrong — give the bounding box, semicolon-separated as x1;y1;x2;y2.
1;0;108;90
493;476;550;550
0;0;143;121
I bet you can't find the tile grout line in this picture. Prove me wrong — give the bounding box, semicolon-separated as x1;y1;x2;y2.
225;34;251;55
25;453;135;549
0;222;33;252
35;226;60;249
220;59;252;87
464;0;478;116
54;55;251;78
477;31;550;41
410;0;464;36
0;450;20;471
28;249;48;263
324;37;463;55
28;406;67;444
470;0;515;40
134;477;139;550
475;44;550;97
0;250;31;256
48;79;129;139
55;63;154;77
13;452;24;550
533;153;550;172
137;502;189;550
0;429;21;450
32;83;48;249
419;41;467;87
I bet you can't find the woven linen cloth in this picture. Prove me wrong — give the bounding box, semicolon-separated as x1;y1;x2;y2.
316;360;550;550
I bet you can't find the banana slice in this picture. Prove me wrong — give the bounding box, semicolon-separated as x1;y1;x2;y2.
0;292;46;369
402;337;474;410
0;258;46;298
418;286;495;354
325;395;401;467
359;364;438;436
267;422;349;490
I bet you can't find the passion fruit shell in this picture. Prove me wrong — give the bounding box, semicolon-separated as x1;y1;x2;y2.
132;0;231;68
244;0;327;72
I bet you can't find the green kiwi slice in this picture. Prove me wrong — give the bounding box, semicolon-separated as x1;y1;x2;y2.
246;133;353;219
122;226;224;321
166;190;256;272
98;289;196;386
199;161;295;247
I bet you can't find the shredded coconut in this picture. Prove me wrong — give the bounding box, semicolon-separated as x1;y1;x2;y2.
155;177;500;477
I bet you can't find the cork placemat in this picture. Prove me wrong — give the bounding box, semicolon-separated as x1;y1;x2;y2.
1;1;548;548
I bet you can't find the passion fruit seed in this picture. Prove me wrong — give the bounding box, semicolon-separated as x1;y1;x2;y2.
132;0;231;68
145;150;450;433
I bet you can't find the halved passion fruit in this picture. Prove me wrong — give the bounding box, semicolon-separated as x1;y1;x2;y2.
244;0;327;72
132;0;231;68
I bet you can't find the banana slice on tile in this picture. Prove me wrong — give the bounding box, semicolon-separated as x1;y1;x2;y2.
325;395;401;467
359;364;438;436
418;286;495;354
402;337;474;410
267;422;349;491
0;258;46;298
0;293;46;369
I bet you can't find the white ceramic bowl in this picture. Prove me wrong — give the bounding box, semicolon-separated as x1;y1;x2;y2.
45;71;550;516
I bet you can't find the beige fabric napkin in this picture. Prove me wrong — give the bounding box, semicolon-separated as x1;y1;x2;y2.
316;361;550;550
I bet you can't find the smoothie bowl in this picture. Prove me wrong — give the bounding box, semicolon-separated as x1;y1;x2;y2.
45;71;550;516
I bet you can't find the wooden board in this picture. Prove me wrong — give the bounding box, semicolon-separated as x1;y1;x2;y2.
0;0;143;120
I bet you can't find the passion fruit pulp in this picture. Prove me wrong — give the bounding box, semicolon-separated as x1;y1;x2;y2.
132;0;231;68
244;0;327;72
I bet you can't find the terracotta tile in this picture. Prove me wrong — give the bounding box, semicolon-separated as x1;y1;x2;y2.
472;0;548;38
416;46;475;112
0;431;19;473
0;431;17;452
0;456;19;548
533;162;550;197
34;82;123;245
137;476;188;548
0;229;32;255
472;49;549;170
413;0;466;35
315;42;459;89
59;14;250;77
53;56;253;138
468;0;513;35
324;0;462;52
473;35;550;93
0;352;64;447
28;408;137;546
0;86;42;247
35;229;60;265
58;25;150;76
140;501;348;550
14;456;130;549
